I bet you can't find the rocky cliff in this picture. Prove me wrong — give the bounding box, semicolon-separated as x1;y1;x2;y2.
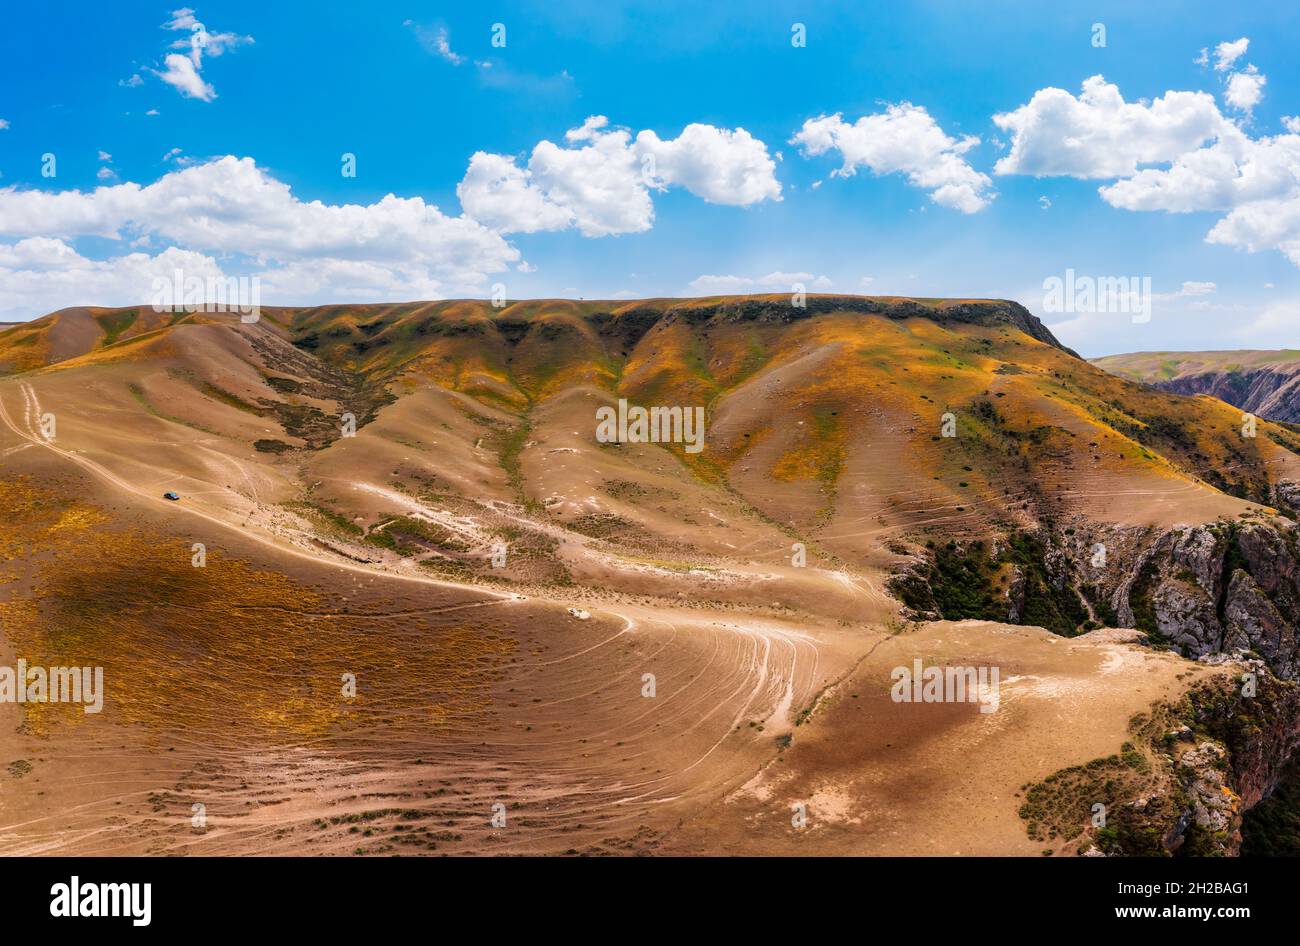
893;496;1300;682
1020;666;1300;856
893;501;1300;855
1084;516;1300;681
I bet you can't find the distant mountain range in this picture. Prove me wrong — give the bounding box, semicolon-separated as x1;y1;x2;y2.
1093;350;1300;423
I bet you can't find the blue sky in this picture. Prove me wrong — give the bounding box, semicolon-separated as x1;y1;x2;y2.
1;1;1299;356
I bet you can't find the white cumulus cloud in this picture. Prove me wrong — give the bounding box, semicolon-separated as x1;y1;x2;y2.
0;239;228;318
1225;65;1266;112
457;152;575;233
996;41;1300;270
637;124;781;206
1097;122;1300;237
790;104;993;213
0;157;519;318
1198;38;1266;115
1213;38;1250;72
993;76;1226;179
457;116;781;237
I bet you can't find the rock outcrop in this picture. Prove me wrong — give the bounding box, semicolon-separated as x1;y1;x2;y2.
894;508;1300;856
1023;666;1300;856
1113;519;1300;681
895;515;1300;682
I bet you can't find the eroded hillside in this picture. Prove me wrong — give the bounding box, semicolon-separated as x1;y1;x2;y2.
3;295;1298;856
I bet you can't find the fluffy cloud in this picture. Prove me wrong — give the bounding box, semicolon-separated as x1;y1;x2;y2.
1193;37;1267;115
457;116;781;236
997;41;1300;269
456;152;575;233
638;124;781;206
0;157;515;273
1098;124;1299;213
992;76;1226;178
790;104;993;212
524;121;653;236
1095;123;1300;265
0;116;785;317
1206;193;1300;265
146;8;252;101
0;239;228;317
1225;65;1266;112
0;157;520;317
1213;38;1250;72
157;53;214;101
687;271;832;294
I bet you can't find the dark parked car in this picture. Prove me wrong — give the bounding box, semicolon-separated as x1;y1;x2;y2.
163;492;180;501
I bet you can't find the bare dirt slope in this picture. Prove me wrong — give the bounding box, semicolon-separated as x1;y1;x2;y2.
2;296;1294;856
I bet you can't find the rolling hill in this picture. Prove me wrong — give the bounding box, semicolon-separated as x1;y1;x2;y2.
3;295;1299;857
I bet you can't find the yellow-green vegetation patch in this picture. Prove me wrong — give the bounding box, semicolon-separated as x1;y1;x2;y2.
197;379;265;415
95;309;139;346
0;478;516;741
282;499;363;537
771;404;846;492
0;322;52;374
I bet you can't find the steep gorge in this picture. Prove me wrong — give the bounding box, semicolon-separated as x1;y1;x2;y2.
1093;350;1300;424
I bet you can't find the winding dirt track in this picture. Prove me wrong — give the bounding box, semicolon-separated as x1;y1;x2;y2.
0;379;842;855
1;383;517;602
0;371;1230;858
